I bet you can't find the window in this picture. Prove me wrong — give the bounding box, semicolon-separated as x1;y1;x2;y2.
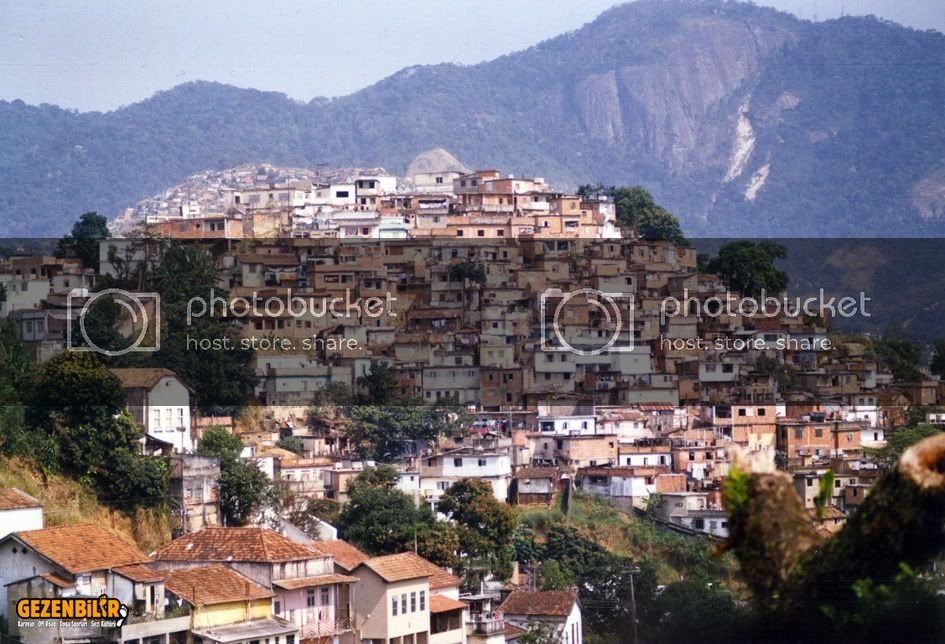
435;176;444;184
392;596;398;616
321;587;329;605
419;590;426;611
738;408;747;416
456;230;464;237
307;588;316;607
287;636;294;644
401;594;407;614
807;479;813;487
411;592;417;612
454;458;463;467
758;408;766;416
273;599;281;615
795;428;803;439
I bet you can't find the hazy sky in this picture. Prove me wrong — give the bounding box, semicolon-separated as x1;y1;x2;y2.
2;0;942;112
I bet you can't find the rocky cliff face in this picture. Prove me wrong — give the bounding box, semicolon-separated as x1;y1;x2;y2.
573;16;795;171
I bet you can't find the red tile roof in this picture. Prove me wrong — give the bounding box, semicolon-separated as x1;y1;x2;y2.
109;368;180;390
429;595;467;613
638;403;676;412
272;574;358;590
313;539;369;571
14;524;151;574
499;590;578;618
154;528;321;563
40;573;74;588
357;552;456;585
113;564;166;583
0;487;42;510
164;564;273;606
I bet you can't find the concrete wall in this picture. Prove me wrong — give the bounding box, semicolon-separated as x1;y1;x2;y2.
0;506;43;539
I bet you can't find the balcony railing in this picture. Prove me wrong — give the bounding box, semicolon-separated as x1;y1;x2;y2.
299;618;352;638
468;613;505;635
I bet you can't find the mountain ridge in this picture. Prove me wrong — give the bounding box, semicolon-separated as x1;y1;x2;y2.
1;0;943;237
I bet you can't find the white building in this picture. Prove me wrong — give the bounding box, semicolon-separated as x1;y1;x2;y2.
0;489;43;540
110;368;194;453
500;590;582;644
411;171;462;195
420;449;511;505
0;278;49;317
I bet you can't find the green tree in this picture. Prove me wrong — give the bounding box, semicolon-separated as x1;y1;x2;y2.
634;206;688;244
704;240;789;297
311;381;356;406
356;362;398;405
416;521;462;571
30;351;126;428
512;525;541;564
96;446;169;508
930;339;945;377
0;320;35;456
864;424;942;467
438;479;515;574
646;579;744;641
56;212;110;269
276;436;304;454
644;492;664;518
196;426;244;461
197;427;270;525
613;186;658;229
347;403;463;459
283;493;342;536
868;330;923;382
347;463;401;492
578;185;686;243
338;467;433;554
151;242;256;413
26;352;165;508
537;559;576;590
218;460;271;526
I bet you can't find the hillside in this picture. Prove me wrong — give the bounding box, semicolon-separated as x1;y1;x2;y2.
1;0;944;237
0;456;172;552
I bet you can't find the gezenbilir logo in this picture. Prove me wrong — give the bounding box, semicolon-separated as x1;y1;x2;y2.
17;595;129;627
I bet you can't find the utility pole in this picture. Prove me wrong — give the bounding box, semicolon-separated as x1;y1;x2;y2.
626;564;641;644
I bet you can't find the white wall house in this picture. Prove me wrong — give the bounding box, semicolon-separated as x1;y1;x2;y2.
0;489;43;540
420;450;511;505
0;278;50;317
110;368;194;453
500;590;582;644
536;413;597;435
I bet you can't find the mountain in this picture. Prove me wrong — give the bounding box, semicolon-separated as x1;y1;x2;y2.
1;0;944;238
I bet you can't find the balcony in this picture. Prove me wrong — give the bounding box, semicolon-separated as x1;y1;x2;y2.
468;612;505;636
299;618;352;638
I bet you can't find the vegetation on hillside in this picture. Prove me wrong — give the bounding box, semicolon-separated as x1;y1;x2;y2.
0;456;172;552
517;492;743;642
